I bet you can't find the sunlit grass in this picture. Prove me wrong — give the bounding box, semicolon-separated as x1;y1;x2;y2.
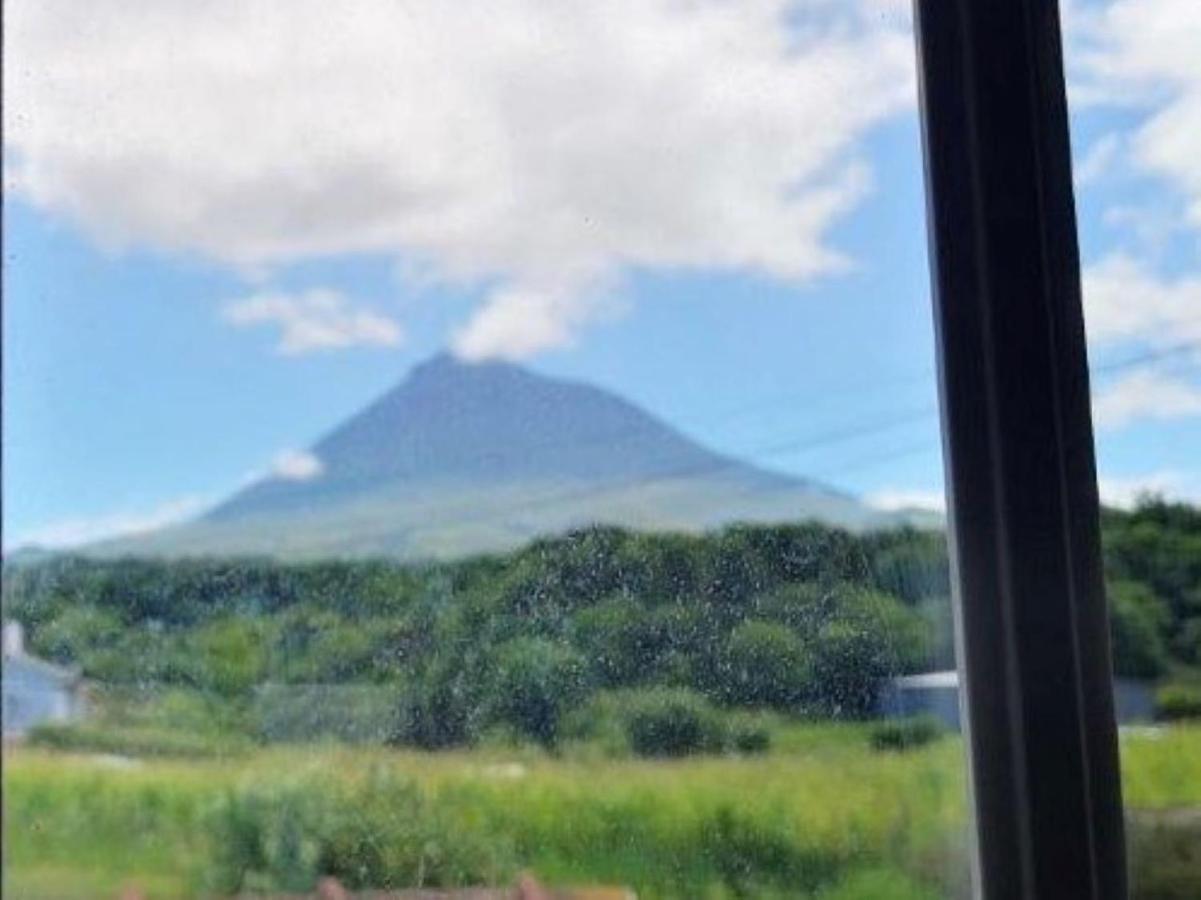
1120;724;1201;809
4;724;1199;898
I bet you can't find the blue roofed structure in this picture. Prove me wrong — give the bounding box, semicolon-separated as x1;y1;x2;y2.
2;621;88;738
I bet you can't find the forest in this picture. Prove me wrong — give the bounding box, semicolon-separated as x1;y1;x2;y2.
4;498;1198;752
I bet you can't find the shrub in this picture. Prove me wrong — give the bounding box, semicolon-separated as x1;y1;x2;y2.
621;688;726;757
728;717;772;755
1156;683;1201;722
483;637;587;745
558;692;635;756
869;716;944;753
390;657;486;749
562;691;773;757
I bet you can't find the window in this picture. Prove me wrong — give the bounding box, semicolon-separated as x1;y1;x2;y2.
3;2;1196;898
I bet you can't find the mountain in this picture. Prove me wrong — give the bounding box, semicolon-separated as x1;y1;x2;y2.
95;353;890;560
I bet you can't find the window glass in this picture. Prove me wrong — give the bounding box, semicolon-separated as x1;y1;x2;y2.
1062;1;1201;895
2;2;1118;898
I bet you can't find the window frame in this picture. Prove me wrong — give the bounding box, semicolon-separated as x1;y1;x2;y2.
914;1;1127;896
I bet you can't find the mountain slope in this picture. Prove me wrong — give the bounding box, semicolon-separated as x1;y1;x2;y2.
97;354;885;560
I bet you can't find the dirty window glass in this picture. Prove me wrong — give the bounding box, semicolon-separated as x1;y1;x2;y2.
1060;1;1201;896
0;2;1103;898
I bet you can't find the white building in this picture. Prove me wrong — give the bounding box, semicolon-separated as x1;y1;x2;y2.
2;621;88;738
878;669;1156;730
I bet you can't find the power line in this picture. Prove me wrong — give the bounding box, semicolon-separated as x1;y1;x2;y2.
235;337;1198;534
396;339;1200;529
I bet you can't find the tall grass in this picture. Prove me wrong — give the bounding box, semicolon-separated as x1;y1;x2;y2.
4;725;1199;899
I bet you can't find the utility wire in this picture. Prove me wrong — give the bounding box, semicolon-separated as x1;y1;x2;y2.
392;339;1201;529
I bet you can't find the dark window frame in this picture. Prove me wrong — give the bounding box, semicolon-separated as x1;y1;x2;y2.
915;1;1126;897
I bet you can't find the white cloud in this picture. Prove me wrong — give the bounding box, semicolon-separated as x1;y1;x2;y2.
1069;5;1201;427
222;288;402;355
867;474;1199;514
1073;0;1201;227
7;496;209;551
1082;253;1201;347
453;283;628;362
270;449;324;482
1100;203;1185;254
1075;133;1122;185
1092;369;1201;430
1096;470;1199;508
3;0;915;360
865;487;946;513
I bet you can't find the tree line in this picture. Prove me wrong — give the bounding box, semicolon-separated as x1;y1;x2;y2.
3;499;1196;747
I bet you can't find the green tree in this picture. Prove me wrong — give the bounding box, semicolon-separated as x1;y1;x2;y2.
572;596;662;687
1108;580;1170;678
484;637;587;745
720;620;811;709
29;605;123;666
187;617;270;697
807;588;927;717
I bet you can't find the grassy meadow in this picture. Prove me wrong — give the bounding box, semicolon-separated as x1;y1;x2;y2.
5;508;1200;896
5;723;1201;899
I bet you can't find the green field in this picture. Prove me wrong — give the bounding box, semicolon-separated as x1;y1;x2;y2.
5;724;1200;899
5;507;1200;896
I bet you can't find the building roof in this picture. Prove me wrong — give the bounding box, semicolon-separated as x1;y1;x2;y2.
2;650;82;686
892;670;960;689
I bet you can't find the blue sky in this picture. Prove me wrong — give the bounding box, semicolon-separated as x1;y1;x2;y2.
4;0;1199;549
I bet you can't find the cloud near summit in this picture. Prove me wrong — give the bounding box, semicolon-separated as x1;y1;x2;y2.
5;0;914;360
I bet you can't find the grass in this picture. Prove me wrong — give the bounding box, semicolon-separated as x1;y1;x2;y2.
4;724;1199;898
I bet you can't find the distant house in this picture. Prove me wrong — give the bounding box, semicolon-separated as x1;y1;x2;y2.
878;669;1156;730
2;621;89;738
878;671;963;730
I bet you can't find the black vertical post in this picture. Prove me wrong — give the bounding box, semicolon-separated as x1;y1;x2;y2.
913;1;1126;897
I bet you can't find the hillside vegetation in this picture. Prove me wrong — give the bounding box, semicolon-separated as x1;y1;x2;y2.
4;500;1198;750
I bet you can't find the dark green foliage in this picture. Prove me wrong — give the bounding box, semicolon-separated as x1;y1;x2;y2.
1103;499;1201;668
727;715;772;754
1172;617;1201;667
4;502;1198;750
1109;581;1171;678
720;620;811;708
621;688;726;757
391;655;486;749
808;588;928;718
482;637;586;745
559;690;774;757
571;596;662;687
864;527;951;607
1156;682;1201;722
869;716;945;753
